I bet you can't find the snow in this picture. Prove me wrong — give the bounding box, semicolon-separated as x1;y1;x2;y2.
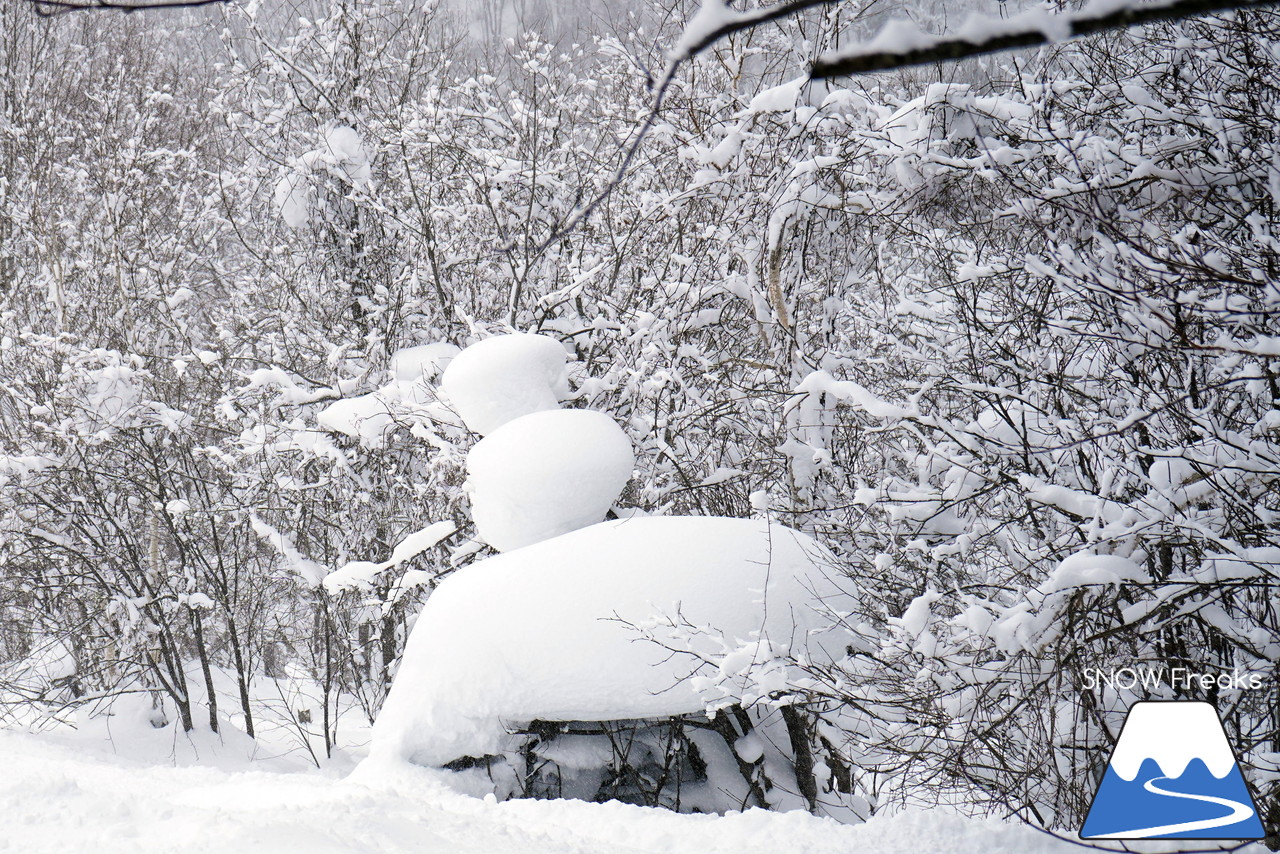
1108;701;1237;781
368;516;845;766
465;408;634;552
811;0;1110;73
747;77;806;114
1039;551;1146;596
390;342;460;382
440;333;571;436
671;0;738;60
86;363;141;427
325;520;457;593
274;170;313;229
324;125;372;188
250;516;327;588
315;342;464;446
274;126;372;228
0;726;1096;854
794;370;911;420
317;394;395;444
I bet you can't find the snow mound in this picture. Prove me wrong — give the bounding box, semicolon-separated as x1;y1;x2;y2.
440;333;570;436
467;409;634;552
369;516;843;766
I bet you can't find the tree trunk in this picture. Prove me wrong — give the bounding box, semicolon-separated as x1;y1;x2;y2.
191;608;219;733
781;705;819;813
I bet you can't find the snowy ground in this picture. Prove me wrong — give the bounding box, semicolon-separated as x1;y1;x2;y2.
0;723;1235;854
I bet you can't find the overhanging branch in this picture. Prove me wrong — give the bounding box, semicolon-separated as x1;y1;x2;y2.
810;0;1280;77
24;0;230;16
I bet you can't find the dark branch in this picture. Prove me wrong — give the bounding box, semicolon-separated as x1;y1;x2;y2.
810;0;1280;77
24;0;230;16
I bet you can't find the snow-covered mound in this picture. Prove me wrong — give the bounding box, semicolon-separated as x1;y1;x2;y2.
440;333;571;436
466;409;634;552
369;516;844;766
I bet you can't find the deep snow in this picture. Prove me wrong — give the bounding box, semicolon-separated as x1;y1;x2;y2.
0;725;1130;854
439;333;571;436
465;408;635;551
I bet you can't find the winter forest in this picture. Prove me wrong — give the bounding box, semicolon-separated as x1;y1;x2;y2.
1;0;1279;849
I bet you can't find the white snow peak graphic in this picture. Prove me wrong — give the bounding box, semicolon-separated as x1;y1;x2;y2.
1080;700;1265;840
1108;702;1236;781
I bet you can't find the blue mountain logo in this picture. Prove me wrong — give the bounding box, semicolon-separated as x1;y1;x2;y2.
1081;701;1265;840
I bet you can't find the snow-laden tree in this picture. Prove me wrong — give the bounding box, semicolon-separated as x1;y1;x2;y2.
667;9;1280;832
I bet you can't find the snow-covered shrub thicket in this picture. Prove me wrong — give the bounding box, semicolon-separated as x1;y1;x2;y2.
0;0;1277;839
715;12;1280;832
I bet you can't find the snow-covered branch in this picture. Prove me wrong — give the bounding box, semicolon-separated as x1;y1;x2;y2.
810;0;1280;77
24;0;228;15
669;0;845;62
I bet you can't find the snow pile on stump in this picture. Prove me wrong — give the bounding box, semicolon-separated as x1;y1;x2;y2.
365;331;853;817
370;515;843;766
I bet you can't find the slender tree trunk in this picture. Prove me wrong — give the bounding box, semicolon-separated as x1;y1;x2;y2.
191;608;219;733
380;611;397;692
321;594;334;758
225;613;255;738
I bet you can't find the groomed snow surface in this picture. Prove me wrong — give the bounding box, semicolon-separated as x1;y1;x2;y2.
0;723;1105;854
